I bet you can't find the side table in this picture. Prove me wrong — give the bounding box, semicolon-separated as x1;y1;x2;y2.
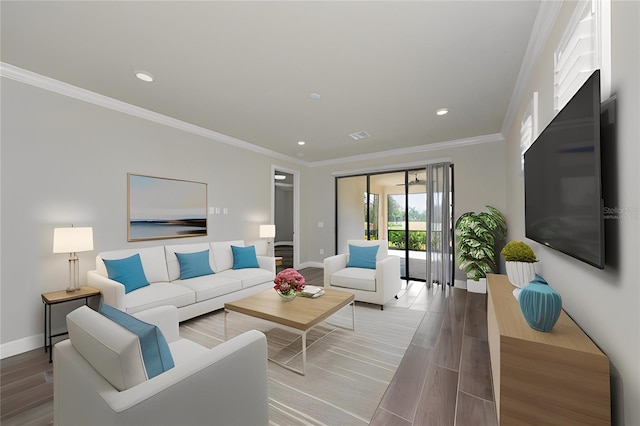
275;256;283;272
41;286;101;362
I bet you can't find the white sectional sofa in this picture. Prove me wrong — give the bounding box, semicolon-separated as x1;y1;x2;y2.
87;240;275;321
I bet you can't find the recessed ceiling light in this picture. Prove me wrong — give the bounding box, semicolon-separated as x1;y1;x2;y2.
274;174;286;180
309;92;321;100
135;71;154;82
436;108;449;116
298;141;306;146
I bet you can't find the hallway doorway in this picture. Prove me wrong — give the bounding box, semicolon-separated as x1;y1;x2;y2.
273;167;299;269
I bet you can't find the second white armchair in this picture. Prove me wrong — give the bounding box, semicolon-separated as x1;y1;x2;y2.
323;239;402;309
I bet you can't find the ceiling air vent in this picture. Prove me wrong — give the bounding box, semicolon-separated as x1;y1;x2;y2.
348;131;370;141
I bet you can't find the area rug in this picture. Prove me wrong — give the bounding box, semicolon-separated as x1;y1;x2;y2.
180;302;425;425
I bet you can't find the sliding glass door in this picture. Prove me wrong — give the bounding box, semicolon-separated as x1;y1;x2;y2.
336;164;453;285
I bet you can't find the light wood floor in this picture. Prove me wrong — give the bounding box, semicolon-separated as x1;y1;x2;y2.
0;268;496;426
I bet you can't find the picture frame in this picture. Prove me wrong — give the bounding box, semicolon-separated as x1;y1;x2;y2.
128;173;207;241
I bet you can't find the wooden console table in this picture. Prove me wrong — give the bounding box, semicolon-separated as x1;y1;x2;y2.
486;274;610;425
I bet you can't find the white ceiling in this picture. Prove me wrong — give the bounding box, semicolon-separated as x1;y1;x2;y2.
1;1;541;164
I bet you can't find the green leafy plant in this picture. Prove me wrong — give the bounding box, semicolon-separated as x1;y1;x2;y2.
455;205;507;281
501;241;537;262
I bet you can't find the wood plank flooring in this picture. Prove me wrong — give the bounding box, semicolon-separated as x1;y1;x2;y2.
0;267;496;426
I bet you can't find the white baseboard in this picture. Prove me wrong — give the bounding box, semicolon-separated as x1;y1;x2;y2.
298;261;323;269
454;279;467;289
1;334;43;359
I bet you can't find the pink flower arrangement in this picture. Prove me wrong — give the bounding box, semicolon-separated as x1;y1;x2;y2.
273;268;306;296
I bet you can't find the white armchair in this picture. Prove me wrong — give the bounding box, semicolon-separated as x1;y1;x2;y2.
54;305;269;426
323;239;402;309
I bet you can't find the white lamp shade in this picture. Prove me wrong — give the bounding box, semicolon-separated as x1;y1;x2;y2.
259;224;276;239
53;227;94;253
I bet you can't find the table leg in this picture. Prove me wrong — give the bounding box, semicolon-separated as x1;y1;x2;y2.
43;303;47;353
351;301;355;330
302;331;307;375
224;309;228;341
48;304;53;363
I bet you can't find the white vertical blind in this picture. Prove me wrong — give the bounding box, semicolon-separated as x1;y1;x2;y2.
520;92;538;174
554;0;610;111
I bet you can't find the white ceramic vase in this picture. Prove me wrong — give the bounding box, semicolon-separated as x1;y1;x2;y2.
505;261;536;288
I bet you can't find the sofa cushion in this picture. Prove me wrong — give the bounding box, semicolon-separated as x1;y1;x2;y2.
177;274;242;302
66;306;147;391
164;243;212;281
232;245;260;269
123;283;196;315
99;303;174;380
210;240;244;272
97;246;169;283
331;267;376;292
218;268;274;289
103;254;150;293
346;244;379;269
175;250;215;279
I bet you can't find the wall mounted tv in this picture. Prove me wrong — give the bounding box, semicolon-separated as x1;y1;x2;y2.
524;70;604;269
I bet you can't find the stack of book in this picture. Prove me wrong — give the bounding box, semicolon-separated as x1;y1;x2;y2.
300;285;325;298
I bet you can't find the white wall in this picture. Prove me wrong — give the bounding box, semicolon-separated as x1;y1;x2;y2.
0;77;301;356
504;2;639;424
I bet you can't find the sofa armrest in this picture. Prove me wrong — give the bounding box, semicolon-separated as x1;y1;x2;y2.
133;306;180;343
87;270;126;310
54;330;269;426
323;254;348;287
257;255;276;274
375;255;402;297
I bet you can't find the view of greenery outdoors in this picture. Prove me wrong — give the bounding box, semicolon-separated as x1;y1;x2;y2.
387;193;429;251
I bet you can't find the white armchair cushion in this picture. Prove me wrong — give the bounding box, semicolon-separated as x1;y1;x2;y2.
331;267;376;291
67;306;147;391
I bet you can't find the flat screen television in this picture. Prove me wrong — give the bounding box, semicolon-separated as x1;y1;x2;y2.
524;70;604;269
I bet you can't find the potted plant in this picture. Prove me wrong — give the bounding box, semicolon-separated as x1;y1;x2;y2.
454;206;507;293
501;240;537;289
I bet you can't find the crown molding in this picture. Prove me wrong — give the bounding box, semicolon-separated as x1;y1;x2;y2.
308;133;505;168
2;62;506;168
0;62;307;166
501;0;563;137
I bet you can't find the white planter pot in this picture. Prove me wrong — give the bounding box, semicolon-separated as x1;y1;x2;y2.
467;278;487;294
505;261;536;288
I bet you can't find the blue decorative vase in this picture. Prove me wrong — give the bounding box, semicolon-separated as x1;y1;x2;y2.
518;282;562;332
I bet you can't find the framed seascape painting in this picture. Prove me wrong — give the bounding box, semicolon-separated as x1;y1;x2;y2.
128;173;207;241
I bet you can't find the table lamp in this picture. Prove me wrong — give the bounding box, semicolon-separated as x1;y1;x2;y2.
259;224;276;257
53;226;94;292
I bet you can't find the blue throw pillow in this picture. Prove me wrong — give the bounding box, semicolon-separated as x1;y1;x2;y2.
103;254;150;294
346;244;379;269
175;250;214;279
231;245;260;269
99;303;174;379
